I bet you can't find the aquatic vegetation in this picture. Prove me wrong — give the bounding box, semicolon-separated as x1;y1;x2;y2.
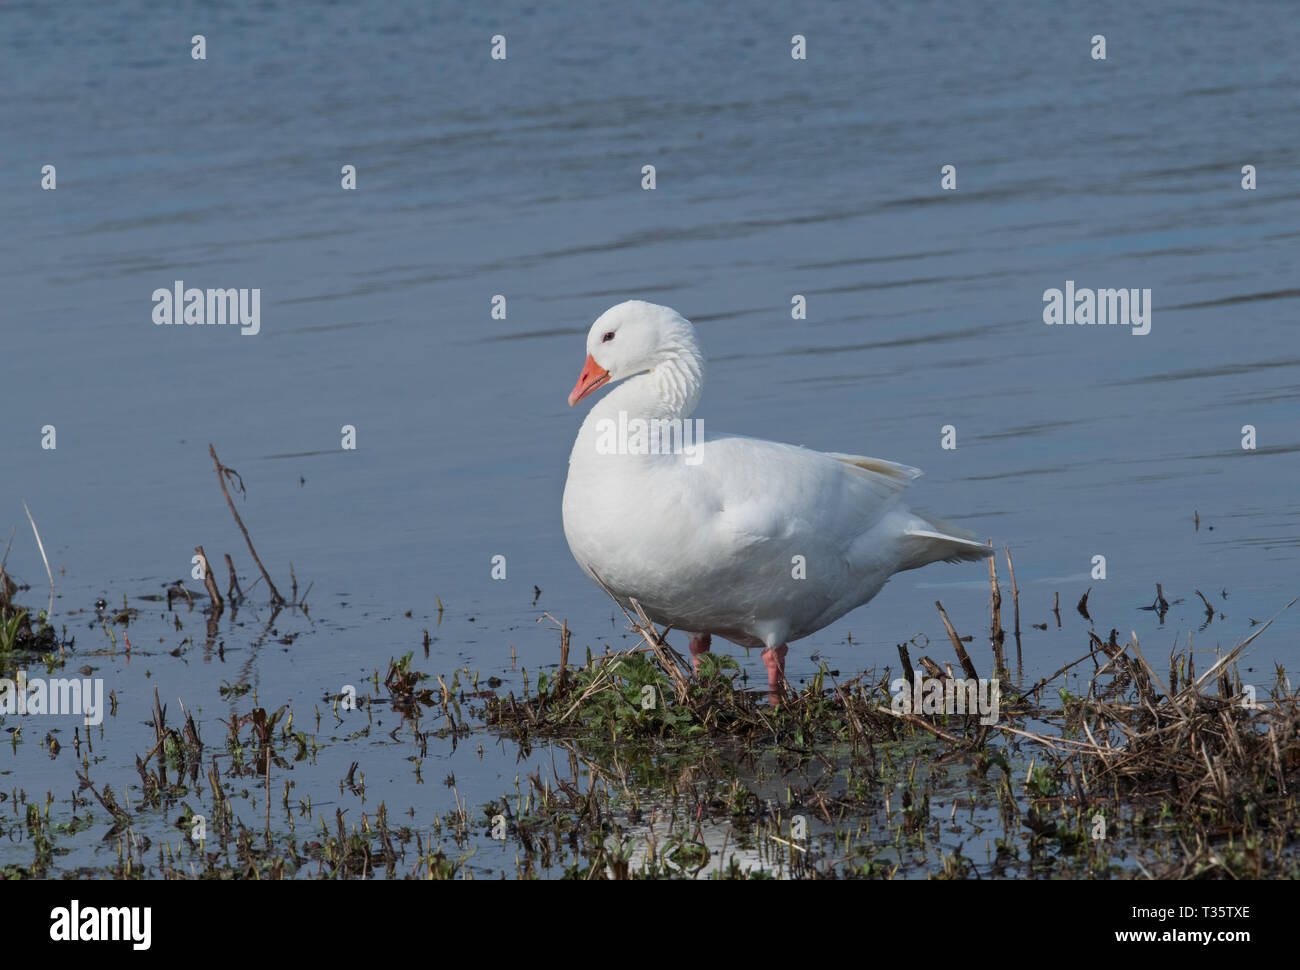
0;563;1295;879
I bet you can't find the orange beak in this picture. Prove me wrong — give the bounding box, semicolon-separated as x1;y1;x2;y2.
567;354;611;406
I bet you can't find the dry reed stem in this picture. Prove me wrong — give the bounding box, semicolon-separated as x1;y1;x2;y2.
1004;546;1021;649
874;706;965;745
223;553;243;602
208;444;285;605
896;643;915;685
935;600;979;680
986;540;1004;672
195;545;224;613
22;502;54;618
588;569;692;702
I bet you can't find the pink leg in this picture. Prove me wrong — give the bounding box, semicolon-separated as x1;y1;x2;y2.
762;644;789;705
688;634;712;673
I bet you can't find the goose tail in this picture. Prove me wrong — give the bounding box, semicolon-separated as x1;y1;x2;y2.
899;513;993;570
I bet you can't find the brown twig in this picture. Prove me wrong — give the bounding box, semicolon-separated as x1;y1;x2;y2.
935;601;979;680
589;570;692;702
224;553;243;602
896;643;915;686
209;444;285;604
1004;546;1022;649
875;706;965;745
918;655;946;680
987;539;1004;673
539;613;571;685
22;502;54;618
195;546;224;613
628;596;693;703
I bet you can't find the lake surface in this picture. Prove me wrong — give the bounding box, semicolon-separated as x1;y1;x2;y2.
1;0;1297;875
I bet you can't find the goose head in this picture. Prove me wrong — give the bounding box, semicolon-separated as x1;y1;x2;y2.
567;301;704;410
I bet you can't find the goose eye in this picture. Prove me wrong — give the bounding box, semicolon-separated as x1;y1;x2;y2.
601;331;615;343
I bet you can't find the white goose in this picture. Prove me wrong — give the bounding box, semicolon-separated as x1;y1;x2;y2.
562;301;990;699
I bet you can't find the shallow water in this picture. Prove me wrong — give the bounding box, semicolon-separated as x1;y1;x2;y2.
1;0;1297;875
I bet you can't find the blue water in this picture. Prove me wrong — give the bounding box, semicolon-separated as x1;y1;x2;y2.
1;0;1297;874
